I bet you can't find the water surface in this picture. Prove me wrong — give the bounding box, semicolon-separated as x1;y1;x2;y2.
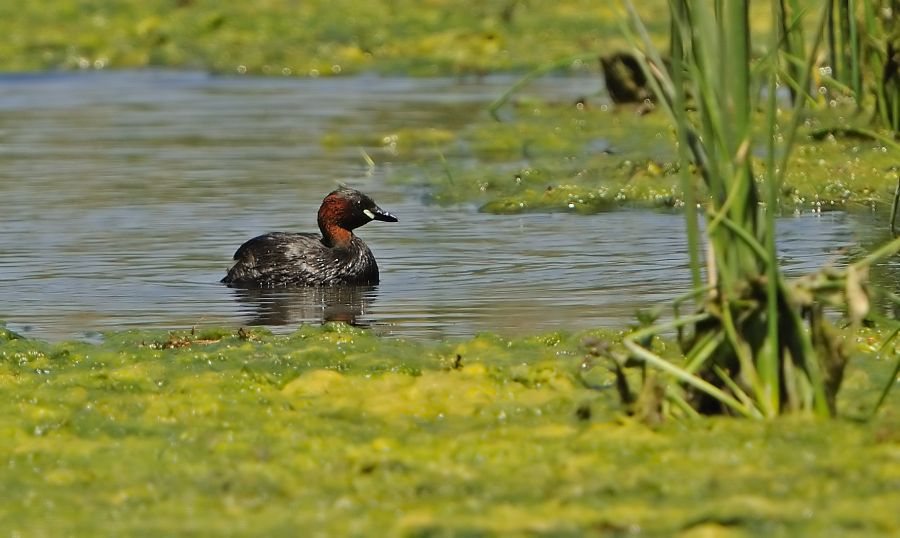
0;71;868;340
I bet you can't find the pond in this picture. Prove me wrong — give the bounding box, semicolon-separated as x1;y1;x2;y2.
0;71;877;341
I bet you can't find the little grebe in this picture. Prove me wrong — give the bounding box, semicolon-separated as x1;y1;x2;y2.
222;187;397;287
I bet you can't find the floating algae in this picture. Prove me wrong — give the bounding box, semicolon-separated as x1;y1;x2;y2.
1;324;898;535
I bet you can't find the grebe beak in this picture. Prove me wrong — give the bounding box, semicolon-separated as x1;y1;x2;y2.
368;206;398;222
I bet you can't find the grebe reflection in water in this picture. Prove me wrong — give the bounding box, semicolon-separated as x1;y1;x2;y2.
229;285;378;327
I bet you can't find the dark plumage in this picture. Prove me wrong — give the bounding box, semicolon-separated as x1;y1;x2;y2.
222;187;397;287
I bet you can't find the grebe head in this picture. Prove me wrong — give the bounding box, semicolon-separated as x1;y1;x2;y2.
318;187;397;245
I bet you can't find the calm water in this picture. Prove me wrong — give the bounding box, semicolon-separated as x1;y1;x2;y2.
0;71;874;341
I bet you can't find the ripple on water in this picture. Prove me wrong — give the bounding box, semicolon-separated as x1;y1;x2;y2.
0;71;866;340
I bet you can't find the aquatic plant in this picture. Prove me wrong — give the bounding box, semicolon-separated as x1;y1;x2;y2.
779;0;899;131
617;0;900;418
826;0;899;131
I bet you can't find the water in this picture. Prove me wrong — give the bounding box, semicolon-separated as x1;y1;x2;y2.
0;71;869;341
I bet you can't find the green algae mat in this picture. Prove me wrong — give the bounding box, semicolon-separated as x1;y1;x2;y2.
0;0;806;76
2;324;898;535
383;99;900;216
0;1;657;75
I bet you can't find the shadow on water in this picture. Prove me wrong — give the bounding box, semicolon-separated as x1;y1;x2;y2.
229;285;378;327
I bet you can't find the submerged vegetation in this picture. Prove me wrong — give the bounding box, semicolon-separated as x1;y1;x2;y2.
1;324;899;535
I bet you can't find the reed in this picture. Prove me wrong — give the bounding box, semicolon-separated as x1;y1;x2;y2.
778;0;808;104
774;1;898;130
617;0;900;418
824;0;898;130
864;0;900;131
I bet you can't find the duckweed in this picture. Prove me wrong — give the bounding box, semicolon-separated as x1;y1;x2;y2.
1;323;899;535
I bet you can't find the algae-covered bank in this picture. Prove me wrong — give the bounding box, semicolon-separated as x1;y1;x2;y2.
0;0;663;75
1;324;899;535
386;98;900;215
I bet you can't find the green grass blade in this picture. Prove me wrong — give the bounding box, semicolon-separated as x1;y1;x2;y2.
848;0;861;99
684;330;727;373
669;0;703;291
760;0;785;417
624;332;758;418
776;1;831;186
